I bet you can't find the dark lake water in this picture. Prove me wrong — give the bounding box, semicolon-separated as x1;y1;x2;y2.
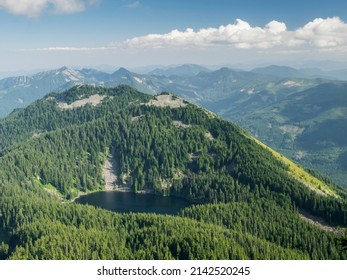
75;191;194;215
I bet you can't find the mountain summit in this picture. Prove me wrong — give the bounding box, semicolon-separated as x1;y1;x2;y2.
0;85;346;260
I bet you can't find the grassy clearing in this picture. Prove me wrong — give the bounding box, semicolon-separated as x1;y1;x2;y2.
33;177;64;199
145;94;187;108
57;94;106;109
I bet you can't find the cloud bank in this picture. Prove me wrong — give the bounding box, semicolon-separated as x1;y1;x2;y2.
0;0;97;17
123;17;347;52
20;17;347;54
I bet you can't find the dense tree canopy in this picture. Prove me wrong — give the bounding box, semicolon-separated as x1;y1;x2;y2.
0;85;346;260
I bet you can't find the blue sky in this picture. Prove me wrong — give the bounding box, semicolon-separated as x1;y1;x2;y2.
1;0;347;74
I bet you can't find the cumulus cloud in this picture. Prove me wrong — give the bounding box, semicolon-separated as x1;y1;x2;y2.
0;0;97;17
122;17;347;52
294;17;347;50
19;17;347;54
121;19;287;49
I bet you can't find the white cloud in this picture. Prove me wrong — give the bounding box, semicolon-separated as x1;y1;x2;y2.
294;17;347;49
122;17;347;52
121;19;288;49
0;0;97;17
19;17;347;54
265;20;287;34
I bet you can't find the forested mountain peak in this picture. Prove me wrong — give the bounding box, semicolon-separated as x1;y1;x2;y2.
0;85;346;260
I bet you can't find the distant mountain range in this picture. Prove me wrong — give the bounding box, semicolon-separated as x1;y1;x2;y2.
148;64;211;77
0;64;346;187
252;65;347;80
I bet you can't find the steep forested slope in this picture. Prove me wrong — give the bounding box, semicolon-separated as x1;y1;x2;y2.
2;66;345;190
0;85;346;260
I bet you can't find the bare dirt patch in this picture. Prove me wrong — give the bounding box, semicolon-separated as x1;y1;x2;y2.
295;150;307;160
205;131;214;140
299;211;341;233
103;148;119;191
131;115;145;122
58;94;106;110
279;125;304;139
283;80;303;87
103;148;132;192
144;94;187;108
188;152;200;162
173;120;191;128
31;132;43;138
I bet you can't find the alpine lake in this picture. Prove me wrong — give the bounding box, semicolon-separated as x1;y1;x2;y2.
75;191;194;215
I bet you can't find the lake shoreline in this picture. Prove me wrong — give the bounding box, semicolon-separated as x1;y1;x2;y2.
71;186;154;203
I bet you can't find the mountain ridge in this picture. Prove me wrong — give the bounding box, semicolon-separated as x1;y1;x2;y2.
0;65;346;189
0;84;346;260
1;64;340;119
149;64;211;77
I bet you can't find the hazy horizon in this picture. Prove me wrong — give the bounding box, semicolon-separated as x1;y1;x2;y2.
1;61;347;80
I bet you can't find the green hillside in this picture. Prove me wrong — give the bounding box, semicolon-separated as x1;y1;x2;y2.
0;85;346;260
236;82;347;187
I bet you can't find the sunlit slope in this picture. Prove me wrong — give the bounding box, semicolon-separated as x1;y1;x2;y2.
250;136;339;198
